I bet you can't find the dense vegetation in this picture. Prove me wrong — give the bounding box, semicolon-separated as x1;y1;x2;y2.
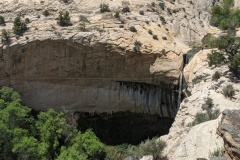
0;86;166;160
204;0;240;78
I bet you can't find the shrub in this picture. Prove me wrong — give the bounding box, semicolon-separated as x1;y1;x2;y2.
151;2;155;7
25;18;30;24
1;29;9;42
212;71;221;81
207;51;225;66
129;26;137;32
42;10;50;17
188;108;220;127
122;6;130;13
162;36;167;40
192;75;206;84
201;33;220;48
0;16;6;26
138;137;166;159
159;2;165;10
133;40;142;52
100;3;110;13
167;8;172;15
153;35;158;40
209;148;224;159
148;29;153;35
160;16;166;24
223;84;235;97
12;16;27;35
202;97;213;110
57;11;72;26
119;24;124;28
114;11;120;18
229;53;240;76
139;11;144;15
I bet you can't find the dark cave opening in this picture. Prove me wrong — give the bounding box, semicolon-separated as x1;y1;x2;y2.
76;111;174;145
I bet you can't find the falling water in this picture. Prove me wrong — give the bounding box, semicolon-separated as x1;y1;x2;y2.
177;71;183;109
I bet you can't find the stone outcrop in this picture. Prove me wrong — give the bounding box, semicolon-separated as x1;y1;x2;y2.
161;49;240;159
217;109;240;160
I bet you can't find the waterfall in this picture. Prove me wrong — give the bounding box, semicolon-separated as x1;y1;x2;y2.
177;71;183;109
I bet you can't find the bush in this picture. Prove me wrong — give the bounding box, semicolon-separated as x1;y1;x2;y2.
207;51;225;66
122;6;130;13
25;18;30;24
12;16;27;35
133;40;142;52
129;26;137;32
162;36;167;40
223;84;235;97
209;148;224;159
138;137;166;159
151;2;155;7
1;29;9;42
139;11;144;15
159;2;165;10
148;29;153;35
100;3;110;13
212;71;221;81
192;75;207;84
229;53;240;76
114;11;120;18
153;35;158;40
160;16;166;24
0;16;6;26
42;10;50;17
188;108;220;127
202;97;213;110
119;24;124;28
57;11;72;26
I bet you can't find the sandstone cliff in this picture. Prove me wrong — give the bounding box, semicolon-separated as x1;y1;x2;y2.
0;0;215;113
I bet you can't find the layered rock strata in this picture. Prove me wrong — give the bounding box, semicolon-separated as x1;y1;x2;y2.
217;110;240;160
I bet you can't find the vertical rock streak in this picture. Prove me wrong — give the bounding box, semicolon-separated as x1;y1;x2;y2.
116;81;178;118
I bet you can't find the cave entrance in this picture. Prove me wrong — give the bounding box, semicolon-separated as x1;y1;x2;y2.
76;111;174;145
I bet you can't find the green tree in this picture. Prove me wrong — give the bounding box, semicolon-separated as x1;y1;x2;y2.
0;15;6;26
230;53;240;76
13;16;27;35
35;109;69;159
57;11;72;26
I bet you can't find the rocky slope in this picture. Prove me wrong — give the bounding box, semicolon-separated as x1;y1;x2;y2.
161;49;240;159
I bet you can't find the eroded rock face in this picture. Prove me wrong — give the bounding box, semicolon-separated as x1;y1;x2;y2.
217;109;240;160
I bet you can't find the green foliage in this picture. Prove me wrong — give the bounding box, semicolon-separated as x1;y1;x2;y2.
148;29;153;35
114;11;120;18
100;3;110;13
185;47;201;63
13;16;27;35
1;29;9;42
192;75;207;84
122;6;130;13
133;40;142;52
159;2;165;10
79;15;90;32
25;18;30;24
153;35;158;40
42;10;50;17
139;10;144;15
223;84;235;97
0;15;6;26
207;51;225;66
229;53;240;76
212;71;221;81
210;0;239;31
202;98;213;110
129;26;137;32
160;16;166;24
138;137;166;159
57;11;72;26
201;33;220;48
209;148;224;159
188;109;220;127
